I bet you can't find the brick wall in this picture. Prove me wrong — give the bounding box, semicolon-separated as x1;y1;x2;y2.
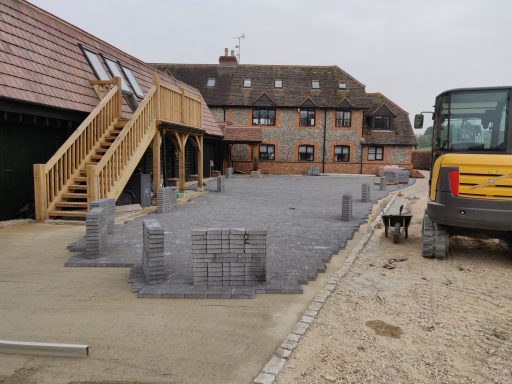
216;106;413;175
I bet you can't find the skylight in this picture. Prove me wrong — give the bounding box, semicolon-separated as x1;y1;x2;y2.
338;80;347;89
311;80;320;89
274;79;283;88
82;48;110;81
103;57;131;93
121;66;144;98
207;78;216;87
243;79;252;88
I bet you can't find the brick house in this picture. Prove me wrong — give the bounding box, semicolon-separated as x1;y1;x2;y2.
153;51;416;175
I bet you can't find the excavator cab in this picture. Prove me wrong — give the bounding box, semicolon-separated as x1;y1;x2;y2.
415;87;512;258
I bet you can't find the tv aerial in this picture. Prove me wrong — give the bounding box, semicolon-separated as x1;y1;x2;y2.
234;34;246;63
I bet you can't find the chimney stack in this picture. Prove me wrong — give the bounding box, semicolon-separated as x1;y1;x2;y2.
219;48;238;65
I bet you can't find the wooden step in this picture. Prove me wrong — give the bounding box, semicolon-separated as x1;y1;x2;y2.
105;135;118;140
49;210;87;218
62;192;87;199
75;176;87;182
90;154;103;161
68;184;88;191
55;201;87;208
100;141;112;147
96;148;108;153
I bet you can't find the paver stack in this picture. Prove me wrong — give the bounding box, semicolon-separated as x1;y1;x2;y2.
156;187;176;214
142;220;166;284
192;228;267;287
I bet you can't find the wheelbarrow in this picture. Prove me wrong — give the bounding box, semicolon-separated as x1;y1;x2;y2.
382;197;413;244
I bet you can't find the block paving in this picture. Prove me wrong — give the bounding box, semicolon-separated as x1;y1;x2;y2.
66;175;410;298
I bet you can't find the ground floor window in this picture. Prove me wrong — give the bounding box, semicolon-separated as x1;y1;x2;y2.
259;144;275;160
334;145;350;162
368;146;384;161
298;145;314;161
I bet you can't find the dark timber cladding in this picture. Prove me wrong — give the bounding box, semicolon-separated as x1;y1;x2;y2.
0;0;224;220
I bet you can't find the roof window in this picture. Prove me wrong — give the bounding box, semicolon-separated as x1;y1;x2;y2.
274;79;283;88
103;57;131;93
243;79;252;88
311;80;320;89
207;78;216;87
82;47;110;81
338;80;347;89
121;66;144;98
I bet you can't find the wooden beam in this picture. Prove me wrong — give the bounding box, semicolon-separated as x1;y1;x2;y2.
33;164;48;222
152;132;162;196
0;339;88;358
197;135;204;192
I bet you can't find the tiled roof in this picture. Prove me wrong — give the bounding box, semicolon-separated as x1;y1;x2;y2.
223;126;262;143
0;0;222;137
152;63;374;109
364;93;417;146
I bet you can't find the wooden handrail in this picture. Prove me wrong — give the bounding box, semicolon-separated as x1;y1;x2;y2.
33;78;122;220
91;83;158;201
159;84;202;128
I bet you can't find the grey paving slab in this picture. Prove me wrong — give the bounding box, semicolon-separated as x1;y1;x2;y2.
65;175;412;297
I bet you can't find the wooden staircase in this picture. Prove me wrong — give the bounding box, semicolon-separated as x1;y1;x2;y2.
33;75;204;222
48;118;128;218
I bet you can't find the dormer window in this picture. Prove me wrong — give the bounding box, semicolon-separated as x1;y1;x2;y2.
338;80;347;89
311;80;320;89
243;79;252;88
374;116;391;130
207;78;216;87
274;79;283;88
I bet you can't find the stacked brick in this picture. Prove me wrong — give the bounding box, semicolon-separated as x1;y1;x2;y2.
217;176;224;192
85;207;107;258
379;176;387;191
156;187;176;214
361;183;371;203
90;198;115;234
341;193;353;222
398;169;410;184
192;228;267;287
142;219;165;284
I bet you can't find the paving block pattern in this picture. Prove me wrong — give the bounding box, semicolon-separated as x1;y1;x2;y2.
379;176;387;191
156;187;176;214
217;176;224;192
192;228;266;287
341;193;353;222
361;183;371;203
85;207;107;258
90;198;115;234
142;219;166;284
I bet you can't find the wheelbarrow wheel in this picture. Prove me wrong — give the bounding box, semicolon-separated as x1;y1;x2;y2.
393;222;400;244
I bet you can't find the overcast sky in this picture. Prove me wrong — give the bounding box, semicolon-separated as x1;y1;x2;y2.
31;0;512;131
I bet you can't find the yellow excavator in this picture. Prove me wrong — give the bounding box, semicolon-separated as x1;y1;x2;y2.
415;87;512;258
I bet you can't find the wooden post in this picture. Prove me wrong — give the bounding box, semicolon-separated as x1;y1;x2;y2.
197;135;204;192
180;88;185;124
252;144;260;171
33;164;48;222
152;132;162;198
153;74;160;120
86;164;99;209
114;77;122;117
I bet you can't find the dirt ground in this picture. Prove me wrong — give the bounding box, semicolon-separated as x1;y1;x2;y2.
278;177;512;384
